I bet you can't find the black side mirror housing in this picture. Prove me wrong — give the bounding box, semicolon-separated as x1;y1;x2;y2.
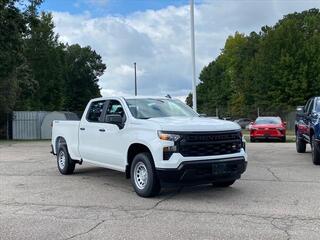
105;114;124;129
311;111;318;118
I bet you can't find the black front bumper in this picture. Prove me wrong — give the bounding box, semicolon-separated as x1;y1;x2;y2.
156;157;247;187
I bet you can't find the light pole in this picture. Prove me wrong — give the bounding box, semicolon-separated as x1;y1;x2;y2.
190;0;197;112
134;62;137;96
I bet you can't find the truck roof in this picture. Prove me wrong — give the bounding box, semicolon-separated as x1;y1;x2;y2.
90;96;174;101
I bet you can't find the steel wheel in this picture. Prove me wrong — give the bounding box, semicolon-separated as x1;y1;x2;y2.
134;161;148;190
57;145;75;175
130;152;161;197
58;151;66;170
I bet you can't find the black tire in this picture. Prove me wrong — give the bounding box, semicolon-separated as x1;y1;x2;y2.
250;137;255;142
311;135;320;165
296;135;306;153
57;145;75;175
212;180;236;187
130;152;161;197
281;136;286;142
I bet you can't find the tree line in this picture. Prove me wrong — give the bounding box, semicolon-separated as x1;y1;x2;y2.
0;0;106;120
187;9;320;118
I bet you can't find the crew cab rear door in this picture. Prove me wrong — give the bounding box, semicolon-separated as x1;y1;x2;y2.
79;100;107;163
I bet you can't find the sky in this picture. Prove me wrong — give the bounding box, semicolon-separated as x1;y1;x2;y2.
40;0;320;100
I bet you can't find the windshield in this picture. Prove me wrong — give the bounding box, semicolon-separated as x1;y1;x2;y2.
125;98;198;119
255;117;281;125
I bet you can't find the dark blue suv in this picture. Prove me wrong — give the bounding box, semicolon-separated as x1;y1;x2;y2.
295;97;320;165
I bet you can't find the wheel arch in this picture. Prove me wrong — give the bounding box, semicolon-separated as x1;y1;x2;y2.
55;136;67;153
126;143;154;179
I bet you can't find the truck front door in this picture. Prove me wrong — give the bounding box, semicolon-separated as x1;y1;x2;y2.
303;98;315;143
96;99;127;171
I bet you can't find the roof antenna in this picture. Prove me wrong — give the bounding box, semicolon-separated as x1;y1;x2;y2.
165;94;172;99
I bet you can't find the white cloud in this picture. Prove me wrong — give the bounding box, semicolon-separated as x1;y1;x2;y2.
52;0;320;100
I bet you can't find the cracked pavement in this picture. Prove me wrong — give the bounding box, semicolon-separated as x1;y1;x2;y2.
0;141;320;239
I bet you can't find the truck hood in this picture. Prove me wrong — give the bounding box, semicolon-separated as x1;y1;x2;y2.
146;117;240;132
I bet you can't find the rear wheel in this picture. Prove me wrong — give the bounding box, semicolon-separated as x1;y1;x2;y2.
130;152;161;197
311;135;320;165
57;145;75;175
250;137;255;142
281;136;286;142
296;135;306;153
212;180;236;188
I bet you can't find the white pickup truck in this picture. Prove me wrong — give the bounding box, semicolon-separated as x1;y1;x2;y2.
51;97;247;197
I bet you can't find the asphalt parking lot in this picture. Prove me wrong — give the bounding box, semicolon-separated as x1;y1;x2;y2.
1;141;320;240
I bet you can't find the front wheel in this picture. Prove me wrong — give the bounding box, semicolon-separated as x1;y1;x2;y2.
296;135;306;153
311;135;320;165
57;145;75;175
130;152;161;197
212;180;236;187
250;137;255;142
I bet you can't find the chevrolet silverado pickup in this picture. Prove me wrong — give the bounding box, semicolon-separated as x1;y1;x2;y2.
295;97;320;165
51;97;247;197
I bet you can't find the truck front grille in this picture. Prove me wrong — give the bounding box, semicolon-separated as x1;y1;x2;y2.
177;131;242;157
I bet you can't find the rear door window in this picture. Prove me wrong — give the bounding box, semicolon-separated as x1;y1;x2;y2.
304;99;311;113
307;99;314;115
86;100;106;122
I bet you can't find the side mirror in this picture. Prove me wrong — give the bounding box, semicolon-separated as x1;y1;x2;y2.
311;111;318;118
105;114;123;128
283;121;287;127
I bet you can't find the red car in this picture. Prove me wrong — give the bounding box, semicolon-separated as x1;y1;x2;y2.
249;116;286;142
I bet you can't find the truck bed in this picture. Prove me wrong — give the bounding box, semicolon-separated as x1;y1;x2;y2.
52;120;81;160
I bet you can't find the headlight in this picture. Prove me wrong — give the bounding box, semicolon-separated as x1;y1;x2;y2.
277;128;285;131
157;131;181;142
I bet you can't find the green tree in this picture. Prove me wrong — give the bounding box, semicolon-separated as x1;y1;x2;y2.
1;0;107;115
193;8;320;119
21;8;65;111
0;0;29;115
63;44;106;111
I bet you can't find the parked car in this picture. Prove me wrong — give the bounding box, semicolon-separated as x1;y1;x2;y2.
234;118;253;129
295;97;320;165
51;97;248;197
249;116;286;142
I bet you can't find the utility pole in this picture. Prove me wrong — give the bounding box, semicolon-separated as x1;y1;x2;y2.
134;62;137;96
190;0;197;112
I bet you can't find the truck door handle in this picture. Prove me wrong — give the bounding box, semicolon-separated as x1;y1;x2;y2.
80;127;85;131
99;129;106;132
